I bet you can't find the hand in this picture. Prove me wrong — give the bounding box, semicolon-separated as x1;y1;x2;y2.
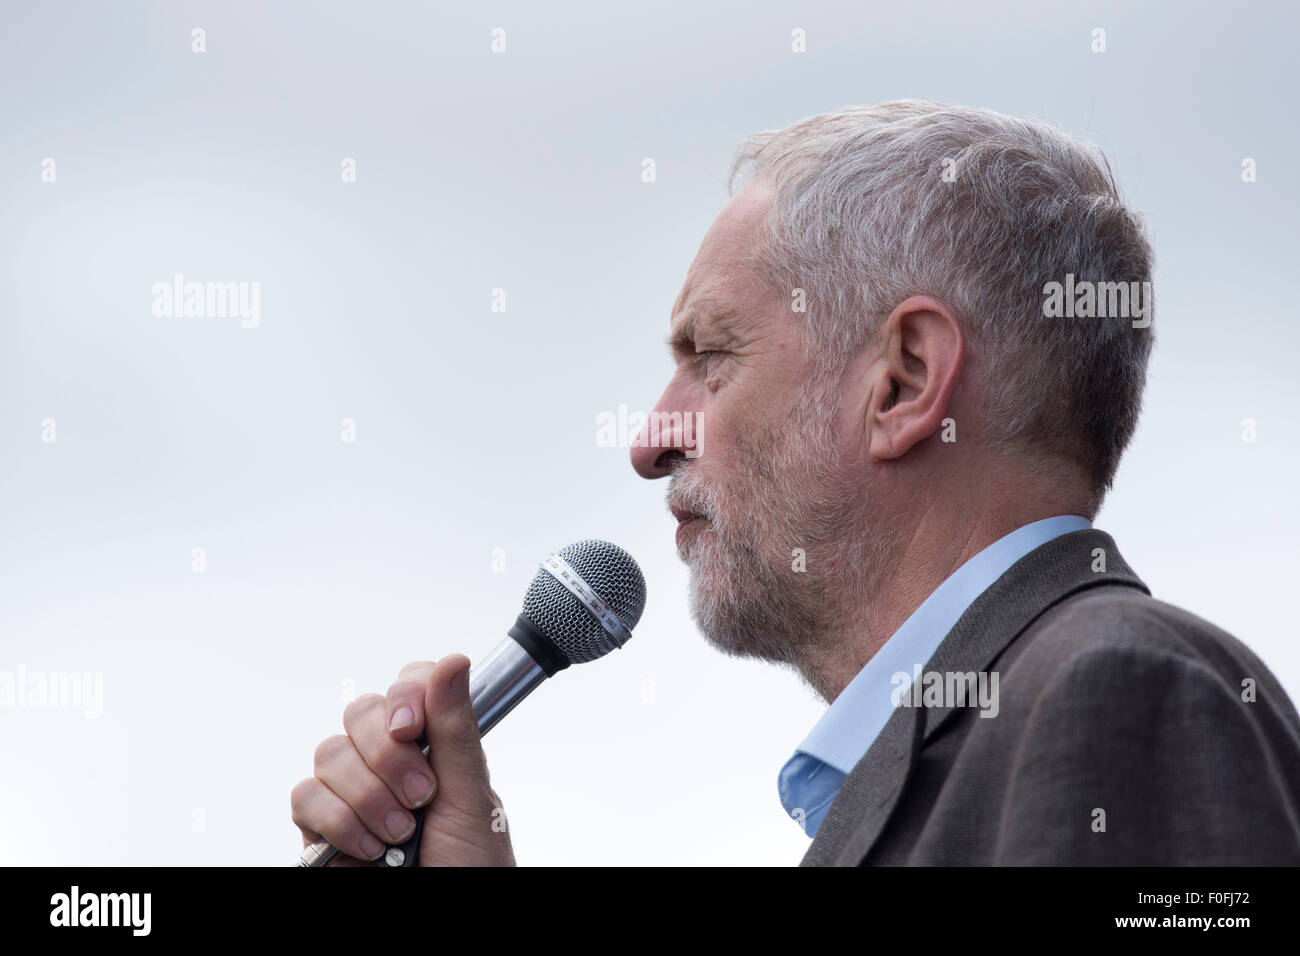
292;655;516;866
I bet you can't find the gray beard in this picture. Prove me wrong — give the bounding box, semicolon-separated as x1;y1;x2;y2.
686;529;821;668
674;392;885;691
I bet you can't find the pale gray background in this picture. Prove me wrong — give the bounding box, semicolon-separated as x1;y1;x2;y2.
2;0;1296;865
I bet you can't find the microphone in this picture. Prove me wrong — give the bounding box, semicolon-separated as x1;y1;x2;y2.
296;539;648;867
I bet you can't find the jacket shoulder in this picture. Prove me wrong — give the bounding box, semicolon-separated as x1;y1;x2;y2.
979;587;1300;864
991;584;1300;788
1007;584;1288;705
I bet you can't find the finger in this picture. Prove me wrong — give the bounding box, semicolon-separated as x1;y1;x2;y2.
313;732;419;846
343;692;438;810
290;774;386;862
290;779;372;868
422;654;493;813
386;661;438;743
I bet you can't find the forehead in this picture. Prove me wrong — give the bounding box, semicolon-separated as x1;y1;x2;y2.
669;181;775;335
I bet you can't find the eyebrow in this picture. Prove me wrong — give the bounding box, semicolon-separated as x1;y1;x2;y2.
665;316;697;355
665;299;728;355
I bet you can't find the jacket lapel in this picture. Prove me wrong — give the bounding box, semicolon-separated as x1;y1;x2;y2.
801;528;1148;866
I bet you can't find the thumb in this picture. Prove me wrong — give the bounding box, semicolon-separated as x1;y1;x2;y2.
422;654;492;811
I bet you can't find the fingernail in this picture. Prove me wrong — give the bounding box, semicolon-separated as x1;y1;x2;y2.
450;666;469;697
389;707;414;731
403;772;435;807
386;811;415;842
360;833;384;859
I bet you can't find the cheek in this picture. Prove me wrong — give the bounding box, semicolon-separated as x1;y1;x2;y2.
695;429;761;513
693;409;741;480
700;383;758;448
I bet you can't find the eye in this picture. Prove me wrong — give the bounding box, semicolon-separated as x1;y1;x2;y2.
698;350;725;391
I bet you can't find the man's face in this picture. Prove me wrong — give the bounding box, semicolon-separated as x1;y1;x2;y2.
631;181;874;670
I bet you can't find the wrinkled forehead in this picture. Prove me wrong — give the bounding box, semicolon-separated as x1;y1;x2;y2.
668;279;780;351
669;183;779;339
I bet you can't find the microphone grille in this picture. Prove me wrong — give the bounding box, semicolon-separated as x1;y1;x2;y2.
521;539;647;665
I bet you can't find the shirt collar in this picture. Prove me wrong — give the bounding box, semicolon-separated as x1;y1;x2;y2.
790;515;1092;776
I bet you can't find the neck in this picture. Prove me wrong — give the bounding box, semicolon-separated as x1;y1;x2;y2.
797;482;1087;703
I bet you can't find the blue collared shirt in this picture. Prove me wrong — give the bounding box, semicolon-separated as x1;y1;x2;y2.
777;515;1092;837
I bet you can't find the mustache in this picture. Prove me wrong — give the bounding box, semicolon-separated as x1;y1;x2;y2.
666;464;716;522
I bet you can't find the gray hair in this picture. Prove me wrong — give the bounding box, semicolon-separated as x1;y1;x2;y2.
729;100;1154;512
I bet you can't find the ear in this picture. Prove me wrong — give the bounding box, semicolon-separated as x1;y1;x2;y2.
866;295;965;461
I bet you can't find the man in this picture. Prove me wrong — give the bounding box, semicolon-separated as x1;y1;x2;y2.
291;101;1300;866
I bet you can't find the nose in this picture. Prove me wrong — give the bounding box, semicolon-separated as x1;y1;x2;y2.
630;392;694;480
631;441;684;480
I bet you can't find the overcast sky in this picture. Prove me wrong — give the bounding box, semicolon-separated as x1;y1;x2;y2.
2;0;1296;865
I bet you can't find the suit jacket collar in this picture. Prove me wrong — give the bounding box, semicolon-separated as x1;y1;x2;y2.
800;528;1148;866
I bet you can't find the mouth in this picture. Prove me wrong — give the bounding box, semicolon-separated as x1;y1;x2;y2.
670;503;704;525
669;502;709;549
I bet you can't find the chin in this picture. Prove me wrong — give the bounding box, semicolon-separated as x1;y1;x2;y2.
685;557;727;638
686;550;761;659
685;530;822;670
675;519;713;564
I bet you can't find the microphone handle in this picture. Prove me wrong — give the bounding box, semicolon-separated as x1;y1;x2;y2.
297;634;548;867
